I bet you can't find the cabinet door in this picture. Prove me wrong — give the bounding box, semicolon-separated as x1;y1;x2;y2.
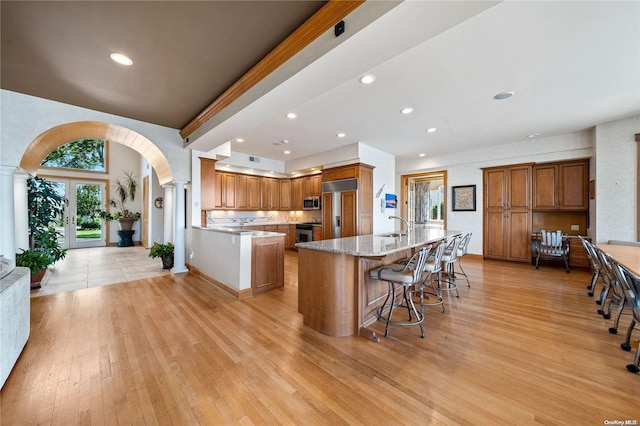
301;177;311;198
532;164;558;210
236;175;248;209
322;193;334;239
214;171;223;209
313;226;323;241
508;165;531;210
291;179;302;210
310;175;322;195
340;190;357;238
223;173;236;209
247;176;260;209
485;168;506;209
279;179;291;210
484;210;507;259
200;158;216;210
559;161;588;210
507;210;531;262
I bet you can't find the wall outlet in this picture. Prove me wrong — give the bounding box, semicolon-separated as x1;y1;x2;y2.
571;224;579;231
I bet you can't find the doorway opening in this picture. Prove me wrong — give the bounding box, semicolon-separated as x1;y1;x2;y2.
401;171;447;230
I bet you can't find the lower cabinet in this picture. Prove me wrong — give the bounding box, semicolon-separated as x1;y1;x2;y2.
569;237;591;268
251;236;284;295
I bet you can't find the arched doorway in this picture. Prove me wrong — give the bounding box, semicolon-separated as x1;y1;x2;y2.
14;121;188;273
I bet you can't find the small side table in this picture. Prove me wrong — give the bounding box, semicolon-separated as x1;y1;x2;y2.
117;230;135;247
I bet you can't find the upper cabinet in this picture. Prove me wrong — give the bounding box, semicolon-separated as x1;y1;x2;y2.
300;174;322;198
279;179;292;210
291;179;303;210
200;158;217;210
533;160;589;211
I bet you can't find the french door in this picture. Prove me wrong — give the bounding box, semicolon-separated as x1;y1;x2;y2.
50;179;107;249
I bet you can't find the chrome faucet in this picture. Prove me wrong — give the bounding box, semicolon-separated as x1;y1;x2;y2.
389;215;410;232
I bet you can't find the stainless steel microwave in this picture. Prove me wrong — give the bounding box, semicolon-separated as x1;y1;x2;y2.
303;196;321;210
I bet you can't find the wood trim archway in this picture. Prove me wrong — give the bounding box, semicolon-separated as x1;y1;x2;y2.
19;121;174;184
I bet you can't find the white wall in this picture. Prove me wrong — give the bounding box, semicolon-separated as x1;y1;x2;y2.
358;143;396;234
396;129;594;255
0;90;190;181
594;115;640;243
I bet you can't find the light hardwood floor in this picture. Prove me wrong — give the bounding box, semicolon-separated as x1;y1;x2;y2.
2;251;639;424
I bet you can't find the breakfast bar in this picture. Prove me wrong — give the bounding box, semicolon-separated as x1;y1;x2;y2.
296;228;460;340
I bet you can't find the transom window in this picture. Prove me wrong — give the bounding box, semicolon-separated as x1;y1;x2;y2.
41;138;107;172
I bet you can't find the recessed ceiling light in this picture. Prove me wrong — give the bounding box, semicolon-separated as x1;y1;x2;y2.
494;91;515;100
426;127;437;133
235;138;244;143
286;112;297;119
359;74;375;84
527;133;540;138
284;150;291;154
400;107;414;114
419;153;426;157
110;53;133;66
337;133;346;138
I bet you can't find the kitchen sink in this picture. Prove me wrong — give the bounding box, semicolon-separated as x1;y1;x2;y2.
380;232;407;238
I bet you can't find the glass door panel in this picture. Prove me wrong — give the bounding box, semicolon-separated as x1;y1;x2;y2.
72;182;106;248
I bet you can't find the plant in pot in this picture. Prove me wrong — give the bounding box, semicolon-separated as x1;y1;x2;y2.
97;171;141;231
148;242;174;269
16;176;68;288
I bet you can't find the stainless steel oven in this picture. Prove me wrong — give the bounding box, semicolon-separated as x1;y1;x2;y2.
296;223;315;243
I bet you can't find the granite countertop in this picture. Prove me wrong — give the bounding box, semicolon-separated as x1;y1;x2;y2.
296;228;461;257
194;226;285;238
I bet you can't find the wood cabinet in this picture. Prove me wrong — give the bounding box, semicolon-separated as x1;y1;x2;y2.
279;179;292;210
300;174;322;198
214;171;236;209
569;236;590;269
533;160;589;211
483;164;532;262
260;177;279;210
251;235;284;295
200;158;216;210
277;225;292;247
313;225;323;242
291;179;303;210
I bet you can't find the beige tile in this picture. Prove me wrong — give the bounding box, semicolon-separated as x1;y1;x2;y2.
31;246;170;297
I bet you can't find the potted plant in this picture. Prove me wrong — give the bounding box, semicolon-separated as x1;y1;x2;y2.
17;176;68;288
97;171;141;231
148;242;174;269
15;249;54;285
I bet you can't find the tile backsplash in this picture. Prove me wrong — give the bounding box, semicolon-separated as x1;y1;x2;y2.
205;210;321;226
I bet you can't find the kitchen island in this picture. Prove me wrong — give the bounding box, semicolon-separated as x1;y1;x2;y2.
296;228;460;340
190;226;285;299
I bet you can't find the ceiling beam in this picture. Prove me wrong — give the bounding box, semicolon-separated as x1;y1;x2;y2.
180;0;364;140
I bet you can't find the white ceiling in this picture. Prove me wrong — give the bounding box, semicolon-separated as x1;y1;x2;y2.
188;1;640;170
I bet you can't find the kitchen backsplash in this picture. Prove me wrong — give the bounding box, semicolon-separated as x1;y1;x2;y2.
205;210;321;226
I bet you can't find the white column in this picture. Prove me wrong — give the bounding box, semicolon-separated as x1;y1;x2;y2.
162;183;175;244
0;165;17;262
13;171;30;252
171;180;188;274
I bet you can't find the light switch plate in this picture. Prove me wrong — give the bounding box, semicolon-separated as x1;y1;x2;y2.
571;224;579;231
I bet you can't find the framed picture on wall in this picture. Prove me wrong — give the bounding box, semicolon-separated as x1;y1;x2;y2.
452;185;476;211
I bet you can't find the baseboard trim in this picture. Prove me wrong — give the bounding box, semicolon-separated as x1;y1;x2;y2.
186;263;253;300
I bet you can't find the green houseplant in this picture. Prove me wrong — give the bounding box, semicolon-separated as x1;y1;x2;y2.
148;242;174;269
16;176;68;287
97;171;141;231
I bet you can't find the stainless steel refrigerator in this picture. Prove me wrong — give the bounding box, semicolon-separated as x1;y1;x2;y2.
322;178;358;239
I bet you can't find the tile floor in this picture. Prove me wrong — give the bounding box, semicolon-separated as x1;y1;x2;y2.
31;246;171;297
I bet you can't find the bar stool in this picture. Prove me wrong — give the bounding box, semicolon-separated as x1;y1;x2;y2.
440;235;463;297
369;247;430;338
418;241;446;313
455;233;472;287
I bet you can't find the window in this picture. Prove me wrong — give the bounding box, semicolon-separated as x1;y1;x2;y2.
41;139;107;172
